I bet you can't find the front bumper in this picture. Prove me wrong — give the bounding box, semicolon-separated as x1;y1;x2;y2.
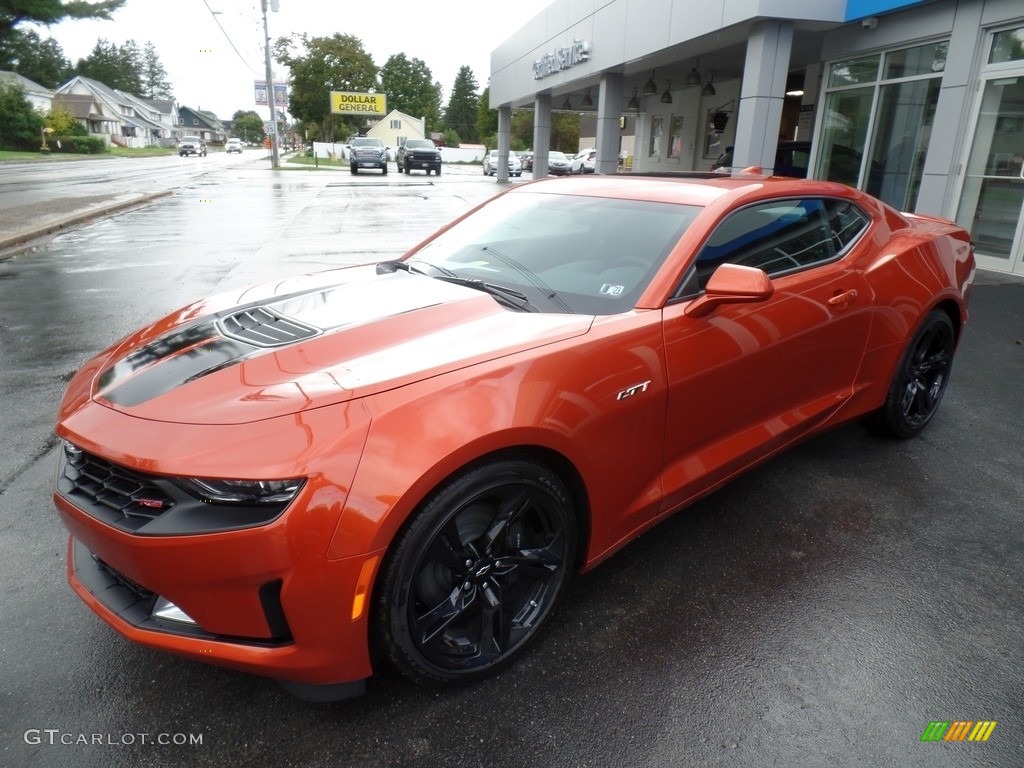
59;494;382;688
53;398;378;690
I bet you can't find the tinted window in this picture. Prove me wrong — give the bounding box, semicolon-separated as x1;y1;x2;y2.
693;198;868;288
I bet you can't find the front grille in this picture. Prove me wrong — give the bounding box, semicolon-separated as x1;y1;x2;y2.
61;443;174;530
217;306;320;348
92;552;155;601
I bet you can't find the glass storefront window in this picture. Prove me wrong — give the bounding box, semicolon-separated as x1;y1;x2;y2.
956;76;1024;261
818;88;873;186
884;41;948;78
828;55;880;88
989;26;1024;64
817;41;947;210
865;78;942;210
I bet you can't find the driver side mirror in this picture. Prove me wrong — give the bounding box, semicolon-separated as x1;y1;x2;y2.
684;263;774;318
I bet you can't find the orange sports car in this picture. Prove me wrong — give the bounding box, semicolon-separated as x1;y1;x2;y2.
53;175;975;700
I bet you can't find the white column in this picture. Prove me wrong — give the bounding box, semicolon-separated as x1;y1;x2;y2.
497;105;512;183
732;20;793;174
533;94;552;178
596;73;624;175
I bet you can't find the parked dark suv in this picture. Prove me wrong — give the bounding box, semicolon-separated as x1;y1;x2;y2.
397;139;442;175
178;136;207;157
349;137;388;174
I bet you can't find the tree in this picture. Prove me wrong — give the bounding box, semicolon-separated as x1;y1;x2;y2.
46;97;86;135
274;33;377;142
0;0;126;50
476;85;498;148
139;42;172;99
75;37;141;92
231;109;265;144
0;82;45;150
379;53;441;131
0;29;71;88
443;66;480;144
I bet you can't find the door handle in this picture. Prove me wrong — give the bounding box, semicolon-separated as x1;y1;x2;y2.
827;289;858;307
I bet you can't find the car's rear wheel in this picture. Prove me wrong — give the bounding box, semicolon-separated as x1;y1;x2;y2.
375;459;576;686
870;309;956;438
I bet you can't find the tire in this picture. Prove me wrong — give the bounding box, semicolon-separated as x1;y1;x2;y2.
382;164;388;175
435;166;441;176
405;165;411;175
374;459;577;686
868;309;957;438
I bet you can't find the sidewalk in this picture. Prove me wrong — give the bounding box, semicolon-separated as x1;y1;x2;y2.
0;190;171;257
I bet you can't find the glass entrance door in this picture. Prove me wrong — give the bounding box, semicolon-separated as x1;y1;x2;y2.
957;29;1024;274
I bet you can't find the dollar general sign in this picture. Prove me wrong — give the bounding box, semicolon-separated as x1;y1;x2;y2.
331;92;387;115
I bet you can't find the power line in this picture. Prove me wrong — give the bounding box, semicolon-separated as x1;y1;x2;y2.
199;0;261;75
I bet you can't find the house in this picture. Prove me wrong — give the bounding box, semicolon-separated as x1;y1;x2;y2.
52;93;119;137
177;106;227;144
365;109;426;150
0;71;53;112
55;76;168;147
142;99;180;146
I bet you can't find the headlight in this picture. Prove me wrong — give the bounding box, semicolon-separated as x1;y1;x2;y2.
179;478;305;505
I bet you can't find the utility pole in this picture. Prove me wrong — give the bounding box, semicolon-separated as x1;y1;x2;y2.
261;0;280;169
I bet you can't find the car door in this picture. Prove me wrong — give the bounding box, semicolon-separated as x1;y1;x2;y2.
659;197;874;512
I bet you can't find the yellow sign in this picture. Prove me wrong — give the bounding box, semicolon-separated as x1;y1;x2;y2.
330;92;387;115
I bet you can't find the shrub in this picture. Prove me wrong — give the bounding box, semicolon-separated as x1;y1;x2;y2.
51;135;107;154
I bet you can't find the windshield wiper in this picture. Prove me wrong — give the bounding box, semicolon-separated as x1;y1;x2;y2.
433;275;536;311
377;259;534;311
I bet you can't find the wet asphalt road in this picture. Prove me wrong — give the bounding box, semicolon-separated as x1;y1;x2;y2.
0;159;1021;768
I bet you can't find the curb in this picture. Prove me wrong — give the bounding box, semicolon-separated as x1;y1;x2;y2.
0;190;173;255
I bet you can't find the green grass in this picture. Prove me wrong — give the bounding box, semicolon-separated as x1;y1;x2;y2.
285;153;345;169
0;145;178;161
0;149;87;162
107;145;179;158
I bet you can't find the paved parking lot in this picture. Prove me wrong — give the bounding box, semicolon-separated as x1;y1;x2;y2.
0;162;1020;767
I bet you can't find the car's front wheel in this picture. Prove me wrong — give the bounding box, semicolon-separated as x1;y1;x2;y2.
870;309;957;438
375;458;576;686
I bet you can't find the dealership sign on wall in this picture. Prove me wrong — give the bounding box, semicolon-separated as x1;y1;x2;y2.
532;39;590;80
330;92;387;115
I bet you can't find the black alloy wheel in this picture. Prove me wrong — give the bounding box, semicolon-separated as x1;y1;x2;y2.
375;459;577;686
873;309;957;438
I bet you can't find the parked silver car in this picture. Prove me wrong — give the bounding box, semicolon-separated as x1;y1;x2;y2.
547;151;571;175
483;150;522;177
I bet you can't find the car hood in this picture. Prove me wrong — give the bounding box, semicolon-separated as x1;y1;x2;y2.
73;265;593;425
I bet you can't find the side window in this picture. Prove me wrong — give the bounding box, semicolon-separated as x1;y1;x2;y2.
826;199;870;250
692;198;867;290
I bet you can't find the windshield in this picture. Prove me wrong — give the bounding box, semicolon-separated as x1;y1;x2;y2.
352;138;382;147
407;191;700;315
406;140;434;148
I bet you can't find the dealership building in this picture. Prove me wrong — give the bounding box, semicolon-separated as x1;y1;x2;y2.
488;0;1024;276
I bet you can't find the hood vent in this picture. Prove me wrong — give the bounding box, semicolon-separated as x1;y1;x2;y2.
217;307;320;348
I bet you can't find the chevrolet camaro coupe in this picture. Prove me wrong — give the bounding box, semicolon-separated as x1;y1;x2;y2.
53;174;975;700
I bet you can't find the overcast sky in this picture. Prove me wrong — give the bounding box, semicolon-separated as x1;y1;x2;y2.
34;0;554;120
